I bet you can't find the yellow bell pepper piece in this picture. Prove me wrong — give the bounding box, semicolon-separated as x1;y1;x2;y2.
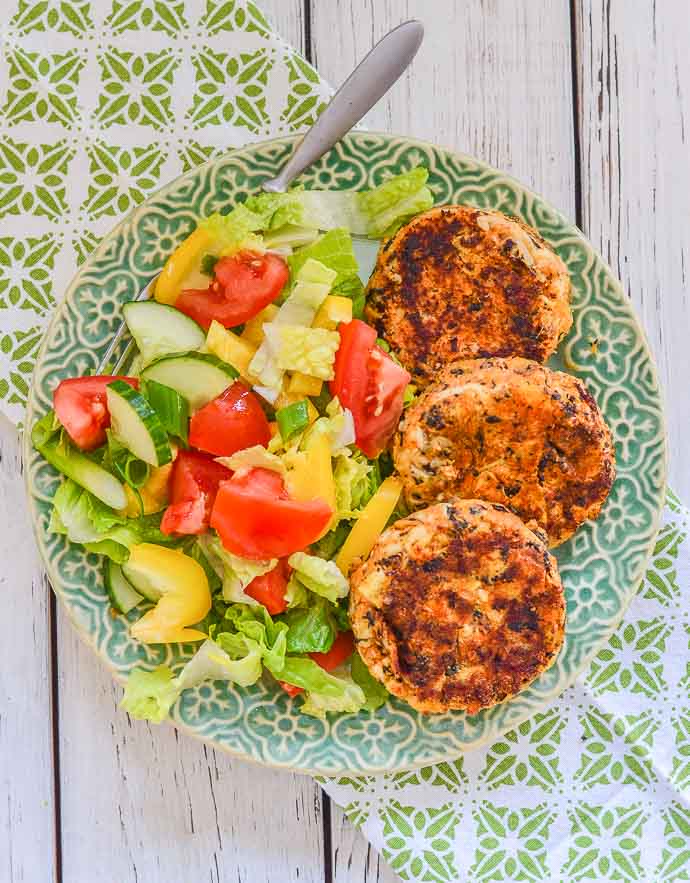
336;477;402;575
313;295;353;331
241;304;279;346
287;431;336;537
206;320;259;383
120;462;173;517
129;544;211;644
155;227;211;305
288;372;323;397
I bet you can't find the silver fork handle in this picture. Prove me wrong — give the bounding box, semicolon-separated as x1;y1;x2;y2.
263;20;424;194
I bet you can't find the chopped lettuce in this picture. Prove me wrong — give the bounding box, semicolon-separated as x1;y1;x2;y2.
49;479;173;563
334;453;372;519
310;521;351;561
249;257;336;398
274;657;366;717
357;167;433;237
288;552;349;602
307;397;355;456
120;665;180;723
264;324;339;379
219;603;288;673
199;206;266;256
178;636;263;689
264;225;320;251
287;228;359;290
243;168;433;239
198;534;276;604
285;573;308;609
351;652;389;711
216;445;286;477
283;596;336;654
300;673;367;718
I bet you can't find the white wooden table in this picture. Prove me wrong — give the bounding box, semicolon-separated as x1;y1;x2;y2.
3;1;690;880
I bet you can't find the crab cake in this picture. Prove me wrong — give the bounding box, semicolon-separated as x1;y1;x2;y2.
364;205;572;386
394;357;615;546
349;499;565;715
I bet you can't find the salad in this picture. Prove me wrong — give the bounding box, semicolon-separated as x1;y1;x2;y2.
32;167;433;721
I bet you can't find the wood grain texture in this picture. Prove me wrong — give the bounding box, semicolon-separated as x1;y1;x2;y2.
310;0;576;216
309;2;575;878
7;2;690;882
57;619;325;883
574;0;690;499
51;10;327;883
0;416;56;883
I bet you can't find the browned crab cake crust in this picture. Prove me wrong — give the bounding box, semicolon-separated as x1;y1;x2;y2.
394;357;615;546
349;499;565;715
364;205;572;387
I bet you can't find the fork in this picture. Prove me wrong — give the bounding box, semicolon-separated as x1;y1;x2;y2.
99;20;423;374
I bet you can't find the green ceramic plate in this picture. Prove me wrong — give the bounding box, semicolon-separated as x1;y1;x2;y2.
24;133;666;774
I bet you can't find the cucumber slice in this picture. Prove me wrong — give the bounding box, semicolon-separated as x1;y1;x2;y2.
105;560;143;614
121;558;163;602
106;380;172;467
141;352;239;411
32;418;127;509
123;301;205;366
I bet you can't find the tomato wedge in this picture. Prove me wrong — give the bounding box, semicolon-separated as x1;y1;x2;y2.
189;381;271;457
245;559;290;615
210;467;332;560
160;450;232;535
53;375;138;451
330;320;410;458
280;631;356;697
175;251;288;330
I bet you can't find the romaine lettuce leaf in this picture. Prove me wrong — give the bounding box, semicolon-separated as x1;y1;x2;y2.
49;479;173;563
287;552;349;602
199;207;266;255
300;674;367;718
356;167;433;237
333;453;372;519
351;651;389;711
283;596;336;654
307;397;355;456
178;636;263;688
309;521;352;561
284;573;308;609
244;169;433;239
120;665;180;723
264;324;340;379
287;228;360;290
197;534;276;604
249;257;336;398
219;603;288;673
216;445;286;476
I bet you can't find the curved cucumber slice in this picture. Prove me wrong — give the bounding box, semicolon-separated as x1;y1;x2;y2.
32;416;127;509
123;301;205;366
121;557;163;602
106;380;172;467
105;560;143;614
141;351;239;411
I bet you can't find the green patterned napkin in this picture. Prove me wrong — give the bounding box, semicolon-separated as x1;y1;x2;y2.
321;490;690;882
4;5;687;882
0;0;329;423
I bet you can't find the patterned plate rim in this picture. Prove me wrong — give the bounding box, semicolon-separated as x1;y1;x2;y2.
23;132;668;775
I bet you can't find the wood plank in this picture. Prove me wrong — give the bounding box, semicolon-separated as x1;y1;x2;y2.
574;0;690;499
57;626;325;883
55;2;327;881
0;416;56;883
310;0;576;216
309;1;575;878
